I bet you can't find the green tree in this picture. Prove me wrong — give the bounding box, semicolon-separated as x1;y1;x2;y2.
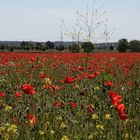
57;45;65;51
129;40;140;52
69;44;81;53
117;39;128;52
81;42;95;53
46;41;54;49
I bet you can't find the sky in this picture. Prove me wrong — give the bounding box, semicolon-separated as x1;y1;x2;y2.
0;0;140;42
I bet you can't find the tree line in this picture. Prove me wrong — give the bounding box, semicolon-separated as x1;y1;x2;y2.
0;39;140;53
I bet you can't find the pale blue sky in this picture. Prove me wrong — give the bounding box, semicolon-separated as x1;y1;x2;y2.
0;0;140;42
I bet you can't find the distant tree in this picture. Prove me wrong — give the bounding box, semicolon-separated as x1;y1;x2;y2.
36;42;42;47
117;39;128;52
45;44;49;50
109;45;114;51
0;45;5;51
57;45;64;51
46;41;54;49
8;46;14;52
81;42;95;53
69;44;81;53
20;41;29;47
129;40;140;52
41;46;46;51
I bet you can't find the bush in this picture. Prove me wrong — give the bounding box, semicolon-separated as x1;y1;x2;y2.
81;42;95;53
129;40;140;52
69;44;81;53
117;39;128;52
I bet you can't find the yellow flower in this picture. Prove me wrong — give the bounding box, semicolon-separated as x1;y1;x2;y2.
91;113;98;120
124;133;129;139
56;116;62;121
94;86;100;91
105;114;112;120
88;133;95;139
60;122;66;129
0;123;18;139
7;124;17;134
4;106;12;112
44;78;52;85
96;124;104;131
50;130;54;136
61;135;69;140
39;130;45;135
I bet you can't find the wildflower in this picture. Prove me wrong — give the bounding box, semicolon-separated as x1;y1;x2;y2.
56;116;62;121
0;123;18;140
88;74;95;79
116;104;125;113
70;101;76;108
91;113;98;120
61;135;69;140
0;92;4;97
38;73;46;79
102;87;106;92
94;71;100;76
65;76;74;84
88;133;95;139
21;84;35;95
60;122;66;129
53;101;61;107
15;92;22;97
31;57;35;62
25;114;36;126
44;78;52;85
96;124;104;131
39;130;45;135
104;81;112;87
94;86;100;91
78;66;84;71
50;130;54;136
118;112;128;120
4;105;12;112
105;114;112;120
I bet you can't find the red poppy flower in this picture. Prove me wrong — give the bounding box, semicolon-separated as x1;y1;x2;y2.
25;114;36;126
53;101;61;107
65;76;74;84
118;112;128;120
94;71;99;76
78;66;84;71
70;101;76;108
38;73;46;79
88;74;95;79
15;92;22;97
0;92;4;97
21;84;35;95
104;81;112;87
116;104;125;113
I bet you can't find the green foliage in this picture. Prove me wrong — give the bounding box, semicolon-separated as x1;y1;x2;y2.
69;44;81;53
117;38;128;52
46;41;54;49
129;40;140;52
57;45;64;51
81;42;95;53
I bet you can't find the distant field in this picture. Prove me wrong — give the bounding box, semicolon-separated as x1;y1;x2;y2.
0;52;140;140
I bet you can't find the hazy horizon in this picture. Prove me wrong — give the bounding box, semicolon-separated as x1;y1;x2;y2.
0;0;140;42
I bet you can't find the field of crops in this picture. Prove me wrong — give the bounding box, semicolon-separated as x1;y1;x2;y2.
0;52;140;140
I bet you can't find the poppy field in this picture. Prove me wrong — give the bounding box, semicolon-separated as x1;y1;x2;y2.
0;52;140;140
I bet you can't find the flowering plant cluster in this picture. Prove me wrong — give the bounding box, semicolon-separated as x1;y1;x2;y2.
0;52;140;139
